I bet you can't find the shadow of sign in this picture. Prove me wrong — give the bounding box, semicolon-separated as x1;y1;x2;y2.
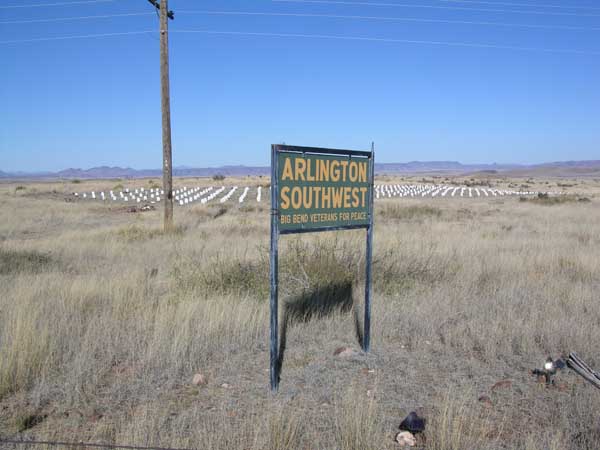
275;281;364;383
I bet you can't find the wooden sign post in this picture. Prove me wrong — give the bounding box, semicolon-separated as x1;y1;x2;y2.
269;144;375;391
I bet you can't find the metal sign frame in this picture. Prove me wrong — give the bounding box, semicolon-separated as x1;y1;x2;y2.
269;143;375;391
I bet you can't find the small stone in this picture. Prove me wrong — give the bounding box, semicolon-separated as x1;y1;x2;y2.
192;373;207;386
478;395;493;408
399;412;426;434
554;381;569;392
491;379;512;391
220;383;231;389
334;346;358;358
395;431;416;447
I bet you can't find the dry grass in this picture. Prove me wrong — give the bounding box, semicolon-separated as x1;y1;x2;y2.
0;177;599;449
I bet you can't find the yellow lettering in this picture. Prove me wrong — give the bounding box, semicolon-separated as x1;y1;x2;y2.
302;186;313;209
343;186;351;208
359;187;368;207
319;160;330;182
291;186;302;209
281;186;290;209
282;158;293;181
331;160;340;182
340;160;349;181
332;187;343;208
322;187;331;209
351;187;359;207
295;158;306;181
349;161;358;182
306;158;315;181
358;161;367;183
313;186;321;208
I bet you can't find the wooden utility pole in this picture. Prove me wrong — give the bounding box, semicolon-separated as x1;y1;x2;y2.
148;0;174;231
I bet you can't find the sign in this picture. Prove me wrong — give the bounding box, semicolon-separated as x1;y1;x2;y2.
269;144;375;391
277;152;371;232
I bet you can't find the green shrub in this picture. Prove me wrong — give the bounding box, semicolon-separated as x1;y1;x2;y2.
0;249;53;275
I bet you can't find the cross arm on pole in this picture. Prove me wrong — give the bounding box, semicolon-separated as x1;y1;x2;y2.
147;0;174;20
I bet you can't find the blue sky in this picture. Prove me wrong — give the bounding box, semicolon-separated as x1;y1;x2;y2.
1;0;599;171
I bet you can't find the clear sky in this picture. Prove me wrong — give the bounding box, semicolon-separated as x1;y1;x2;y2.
1;0;599;172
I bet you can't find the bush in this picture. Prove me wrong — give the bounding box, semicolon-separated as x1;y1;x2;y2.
212;174;225;181
0;249;53;275
378;204;443;221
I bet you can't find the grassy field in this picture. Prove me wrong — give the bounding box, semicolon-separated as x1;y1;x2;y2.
0;176;599;449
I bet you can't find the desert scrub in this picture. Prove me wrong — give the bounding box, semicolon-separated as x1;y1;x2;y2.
334;387;382;450
116;225;183;242
170;236;452;301
520;194;583;205
378;204;443;221
0;248;53;275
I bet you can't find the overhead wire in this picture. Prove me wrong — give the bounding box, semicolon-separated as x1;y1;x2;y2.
271;0;600;18
178;9;600;32
1;12;155;25
0;30;154;45
439;0;600;12
171;29;600;55
1;2;597;54
0;0;113;9
3;8;599;32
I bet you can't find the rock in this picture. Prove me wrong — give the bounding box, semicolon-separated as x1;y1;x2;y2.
554;381;569;392
491;379;512;391
220;383;232;389
399;412;426;434
535;373;547;384
192;373;207;386
395;431;416;447
478;395;493;408
334;346;358;358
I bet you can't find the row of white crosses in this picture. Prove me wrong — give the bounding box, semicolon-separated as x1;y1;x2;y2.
374;184;542;199
73;183;553;206
220;186;238;203
74;187;164;203
73;186;267;205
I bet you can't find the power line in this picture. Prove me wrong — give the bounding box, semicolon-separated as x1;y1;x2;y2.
0;12;155;25
0;0;113;9
440;0;600;12
178;10;600;32
1;27;598;55
3;8;598;32
172;29;600;55
272;0;600;18
0;30;154;45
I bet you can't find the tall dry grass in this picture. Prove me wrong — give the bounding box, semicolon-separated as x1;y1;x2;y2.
0;178;599;449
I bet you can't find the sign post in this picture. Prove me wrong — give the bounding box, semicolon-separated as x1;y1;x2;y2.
269;144;375;391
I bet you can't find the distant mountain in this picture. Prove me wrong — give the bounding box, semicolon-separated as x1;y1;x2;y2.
2;160;599;180
375;161;522;173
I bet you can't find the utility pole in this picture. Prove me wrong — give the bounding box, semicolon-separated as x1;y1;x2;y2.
148;0;174;231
